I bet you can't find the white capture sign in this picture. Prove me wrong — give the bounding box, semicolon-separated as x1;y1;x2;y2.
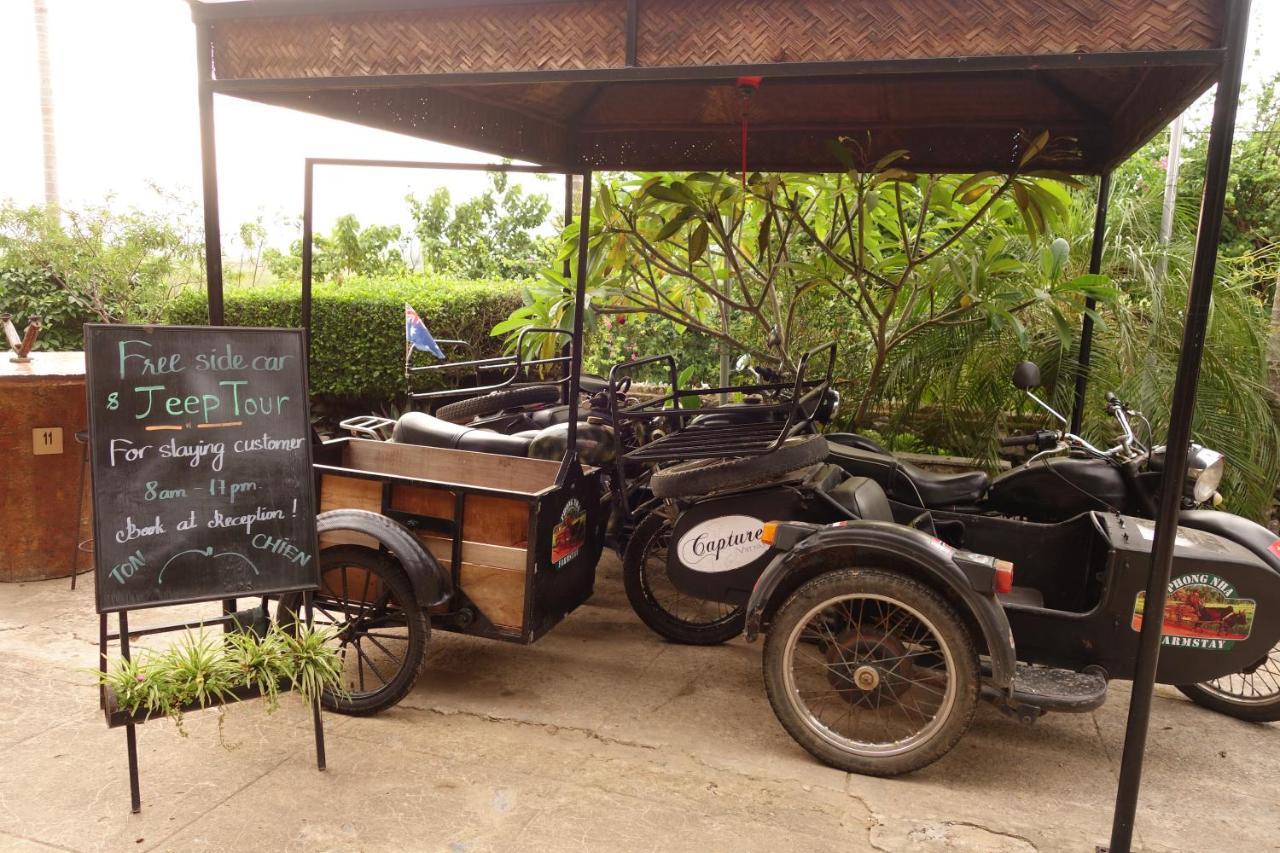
676;515;769;572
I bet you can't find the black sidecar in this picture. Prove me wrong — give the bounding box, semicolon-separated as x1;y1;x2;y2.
738;500;1280;776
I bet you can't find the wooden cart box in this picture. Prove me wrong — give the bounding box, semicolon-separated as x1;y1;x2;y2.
314;438;604;644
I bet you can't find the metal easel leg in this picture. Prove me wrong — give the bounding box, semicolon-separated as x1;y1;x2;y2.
305;591;327;771
119;610;141;813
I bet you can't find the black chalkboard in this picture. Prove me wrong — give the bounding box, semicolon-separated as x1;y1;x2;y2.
85;325;320;613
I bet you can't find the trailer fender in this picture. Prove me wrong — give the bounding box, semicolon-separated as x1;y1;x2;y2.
744;521;1017;689
317;509;451;608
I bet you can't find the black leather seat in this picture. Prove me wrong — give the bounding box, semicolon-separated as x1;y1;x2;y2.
828;476;894;521
827;442;989;507
392;411;534;457
580;374;609;394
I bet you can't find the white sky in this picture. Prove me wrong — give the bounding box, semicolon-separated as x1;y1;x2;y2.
1;1;1279;251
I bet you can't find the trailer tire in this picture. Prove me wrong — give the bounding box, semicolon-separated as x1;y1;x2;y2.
649;435;828;499
278;545;428;716
435;384;561;423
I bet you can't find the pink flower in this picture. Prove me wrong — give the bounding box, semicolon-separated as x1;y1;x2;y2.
602;317;613;330
1159;157;1169;172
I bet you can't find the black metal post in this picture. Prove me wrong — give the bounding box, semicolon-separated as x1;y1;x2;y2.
1108;3;1251;851
557;170;592;485
301;160;315;361
118;610;141;814
563;173;574;277
1070;171;1112;435
195;22;224;325
304;591;327;771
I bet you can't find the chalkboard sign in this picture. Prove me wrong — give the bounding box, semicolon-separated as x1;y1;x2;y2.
85;325;320;613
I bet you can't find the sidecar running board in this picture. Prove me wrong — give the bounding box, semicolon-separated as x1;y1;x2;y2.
983;662;1108;716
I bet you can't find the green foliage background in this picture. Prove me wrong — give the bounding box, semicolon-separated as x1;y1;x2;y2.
165;277;523;404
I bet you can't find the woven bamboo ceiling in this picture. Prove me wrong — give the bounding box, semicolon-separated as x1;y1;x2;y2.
192;0;1228;175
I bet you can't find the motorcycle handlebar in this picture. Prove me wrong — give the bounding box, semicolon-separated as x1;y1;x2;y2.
999;433;1041;448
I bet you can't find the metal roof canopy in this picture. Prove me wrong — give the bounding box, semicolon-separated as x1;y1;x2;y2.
187;2;1253;851
191;0;1227;175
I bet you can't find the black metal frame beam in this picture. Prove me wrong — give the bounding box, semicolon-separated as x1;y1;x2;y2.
1107;1;1251;850
195;22;224;325
205;49;1224;96
1070;172;1112;435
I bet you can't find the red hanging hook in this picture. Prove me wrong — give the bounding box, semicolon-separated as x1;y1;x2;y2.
736;76;763;189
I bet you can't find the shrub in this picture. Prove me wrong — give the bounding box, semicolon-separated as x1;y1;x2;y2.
166;276;524;403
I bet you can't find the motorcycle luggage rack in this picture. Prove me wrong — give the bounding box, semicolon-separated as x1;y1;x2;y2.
608;342;836;464
406;327;576;403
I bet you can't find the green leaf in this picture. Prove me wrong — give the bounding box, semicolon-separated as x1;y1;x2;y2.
953;171;1000;199
825;139;856;172
689;224;709;263
987;257;1025;275
958;185;992;206
874;149;911;171
646;184;696;206
1019;130;1050;167
654;216;687;242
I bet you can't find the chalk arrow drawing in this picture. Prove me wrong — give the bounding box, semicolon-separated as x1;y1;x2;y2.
158;547;260;584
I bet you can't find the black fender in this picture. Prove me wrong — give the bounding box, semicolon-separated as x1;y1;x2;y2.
744;520;1017;689
317;509;451;608
1179;509;1280;577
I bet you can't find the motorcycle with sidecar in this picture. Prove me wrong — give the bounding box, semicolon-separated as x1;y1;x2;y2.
597;351;1280;775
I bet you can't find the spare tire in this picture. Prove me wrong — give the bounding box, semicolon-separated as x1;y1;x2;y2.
649;435;828;499
435;384;561;424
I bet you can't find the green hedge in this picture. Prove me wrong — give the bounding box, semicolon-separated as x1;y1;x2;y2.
165;277;525;402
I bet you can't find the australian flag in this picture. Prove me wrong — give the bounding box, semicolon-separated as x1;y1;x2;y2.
405;304;445;359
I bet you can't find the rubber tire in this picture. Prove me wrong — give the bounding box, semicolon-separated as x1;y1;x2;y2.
435;384;561;424
1177;662;1280;722
649;435;829;499
278;545;428;716
763;569;980;777
622;511;746;645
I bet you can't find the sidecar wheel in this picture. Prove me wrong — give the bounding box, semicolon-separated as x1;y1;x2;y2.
763;569;979;776
1178;642;1280;722
622;510;745;645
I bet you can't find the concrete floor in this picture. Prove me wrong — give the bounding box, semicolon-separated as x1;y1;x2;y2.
1;555;1277;853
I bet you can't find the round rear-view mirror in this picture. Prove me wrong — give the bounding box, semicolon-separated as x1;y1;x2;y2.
1012;361;1041;390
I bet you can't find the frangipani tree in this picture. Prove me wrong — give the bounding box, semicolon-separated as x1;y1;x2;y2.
498;133;1115;426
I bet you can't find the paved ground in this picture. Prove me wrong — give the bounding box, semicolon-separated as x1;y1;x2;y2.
1;555;1277;853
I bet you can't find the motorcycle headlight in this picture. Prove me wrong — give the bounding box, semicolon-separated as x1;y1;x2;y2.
1187;444;1225;504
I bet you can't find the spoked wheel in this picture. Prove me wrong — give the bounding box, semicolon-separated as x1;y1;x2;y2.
763;569;979;776
278;545;428;715
622;510;745;645
1178;642;1280;722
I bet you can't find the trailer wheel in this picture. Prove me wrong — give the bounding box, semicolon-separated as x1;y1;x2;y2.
622;510;745;645
763;568;979;776
435;384;561;424
1178;642;1280;722
649;435;828;499
278;545;428;715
